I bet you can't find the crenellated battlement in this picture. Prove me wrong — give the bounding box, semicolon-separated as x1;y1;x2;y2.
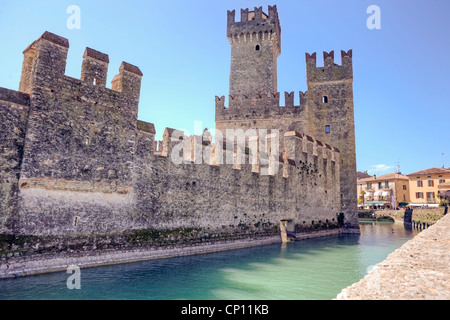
215;91;308;121
152;125;339;181
306;50;353;83
216;91;308;109
19;31;143;97
284;131;339;162
227;5;280;50
81;47;110;87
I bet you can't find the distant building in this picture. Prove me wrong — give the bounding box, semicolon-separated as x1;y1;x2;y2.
438;181;450;196
357;173;410;209
356;171;372;180
438;181;450;205
407;167;450;207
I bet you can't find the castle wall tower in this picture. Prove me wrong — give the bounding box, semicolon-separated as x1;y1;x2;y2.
305;50;358;231
18;31;143;200
227;5;281;97
216;5;308;146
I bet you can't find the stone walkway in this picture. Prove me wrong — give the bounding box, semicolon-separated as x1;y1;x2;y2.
336;213;450;300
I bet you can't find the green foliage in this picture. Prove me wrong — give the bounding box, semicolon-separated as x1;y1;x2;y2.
123;227;203;245
0;234;41;255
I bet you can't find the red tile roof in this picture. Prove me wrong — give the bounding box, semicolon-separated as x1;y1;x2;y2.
407;167;450;176
357;173;409;183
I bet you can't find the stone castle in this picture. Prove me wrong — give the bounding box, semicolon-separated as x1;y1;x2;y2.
0;5;358;254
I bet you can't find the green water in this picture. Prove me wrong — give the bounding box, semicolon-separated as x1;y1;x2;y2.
0;222;418;300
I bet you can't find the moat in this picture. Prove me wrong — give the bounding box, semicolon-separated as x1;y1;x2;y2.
0;222;418;300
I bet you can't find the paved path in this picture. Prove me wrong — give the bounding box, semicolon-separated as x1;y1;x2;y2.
337;213;450;300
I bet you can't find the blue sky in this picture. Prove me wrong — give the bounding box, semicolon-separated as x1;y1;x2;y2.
0;0;449;176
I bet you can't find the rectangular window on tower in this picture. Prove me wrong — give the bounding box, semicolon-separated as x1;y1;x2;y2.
325;125;330;134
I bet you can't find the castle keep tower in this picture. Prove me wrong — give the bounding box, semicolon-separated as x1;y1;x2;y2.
227;6;280;97
216;6;308;140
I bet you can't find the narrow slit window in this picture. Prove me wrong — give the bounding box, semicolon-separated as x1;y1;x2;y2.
325;125;330;134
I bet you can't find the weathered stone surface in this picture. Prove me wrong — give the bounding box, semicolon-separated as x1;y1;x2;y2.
226;5;280;97
0;4;357;273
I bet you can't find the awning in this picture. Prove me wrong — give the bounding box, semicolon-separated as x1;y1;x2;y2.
408;203;439;207
362;202;388;206
374;191;381;196
382;191;389;196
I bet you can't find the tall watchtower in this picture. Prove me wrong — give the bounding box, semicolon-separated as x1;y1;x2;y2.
216;5;308;138
227;5;281;97
305;50;358;231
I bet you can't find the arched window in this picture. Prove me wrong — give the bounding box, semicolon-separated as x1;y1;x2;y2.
255;44;260;51
322;96;328;104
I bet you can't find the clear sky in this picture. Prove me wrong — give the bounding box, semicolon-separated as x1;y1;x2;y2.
0;0;449;176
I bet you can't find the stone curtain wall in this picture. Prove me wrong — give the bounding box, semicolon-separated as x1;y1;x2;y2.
132;132;342;236
0;88;30;233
